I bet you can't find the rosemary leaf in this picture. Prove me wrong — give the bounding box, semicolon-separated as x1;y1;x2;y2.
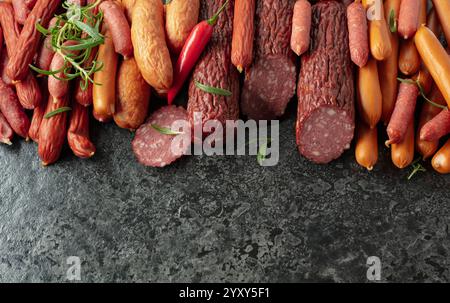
151;124;183;136
44;107;72;119
194;81;232;97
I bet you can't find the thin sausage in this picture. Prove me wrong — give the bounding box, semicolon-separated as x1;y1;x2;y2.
386;81;419;146
415;25;450;108
363;0;392;61
99;1;133;59
347;0;368;67
28;85;48;143
67;101;96;159
420;109;450;142
15;73;42;109
378;0;401;124
357;58;382;129
0;111;14;145
432;0;450;45
290;0;311;57
355;120;378;171
0;79;30;139
48;40;79;100
391;119;414;169
416;85;446;159
93;30;118;122
0;49;12;86
398;0;420;39
36;17;59;71
11;0;30;25
398;39;420;76
432;139;450;174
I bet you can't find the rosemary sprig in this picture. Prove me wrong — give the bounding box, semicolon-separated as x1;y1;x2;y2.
151;124;184;136
389;9;397;33
44;107;72;119
397;78;448;110
407;158;426;180
194;80;232;97
30;0;104;90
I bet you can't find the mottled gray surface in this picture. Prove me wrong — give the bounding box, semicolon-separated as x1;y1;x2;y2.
0;105;449;283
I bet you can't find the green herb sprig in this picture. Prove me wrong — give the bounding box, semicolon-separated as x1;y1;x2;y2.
194;80;232;97
389;9;397;33
44;106;72;119
397;77;447;110
151;124;184;136
30;0;104;90
407;158;426;180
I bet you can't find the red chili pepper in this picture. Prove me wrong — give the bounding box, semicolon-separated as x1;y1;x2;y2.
167;0;229;105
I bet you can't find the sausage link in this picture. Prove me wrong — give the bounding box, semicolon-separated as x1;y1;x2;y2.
28;86;49;143
347;0;368;67
416;85;446;159
48;40;79;100
432;138;450;174
398;0;420;39
355;120;378;171
386;81;419;146
166;0;200;55
114;57;151;130
391;119;414;169
93;30;118;122
363;0;392;61
357;58;382;129
432;0;450;45
290;0;311;57
415;25;450;108
378;0;401;124
420;109;450;142
0;111;14;145
0;48;13;86
15;73;42;109
398;39;420;76
99;1;133;59
6;0;61;82
11;0;30;25
67;101;96;159
36;17;59;71
38;95;69;166
0;79;30;139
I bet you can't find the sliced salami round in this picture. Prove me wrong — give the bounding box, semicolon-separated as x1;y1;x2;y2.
241;55;296;120
132;105;191;167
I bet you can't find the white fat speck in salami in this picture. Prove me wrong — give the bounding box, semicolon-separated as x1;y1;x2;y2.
132;105;191;167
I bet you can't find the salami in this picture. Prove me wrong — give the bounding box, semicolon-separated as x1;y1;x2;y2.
240;0;296;120
296;1;355;164
132;106;191;168
187;0;239;134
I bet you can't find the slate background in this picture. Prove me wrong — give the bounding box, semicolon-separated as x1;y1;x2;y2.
0;99;449;283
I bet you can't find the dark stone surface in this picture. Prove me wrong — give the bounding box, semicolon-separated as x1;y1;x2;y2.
0;106;449;283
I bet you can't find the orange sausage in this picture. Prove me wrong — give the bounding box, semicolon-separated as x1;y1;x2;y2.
363;0;392;61
432;0;450;45
93;30;118;122
391;119;414;169
416;85;446;159
290;0;311;57
378;0;400;124
415;25;450;108
398;39;421;76
357;58;382;129
432;138;450;174
355;120;378;171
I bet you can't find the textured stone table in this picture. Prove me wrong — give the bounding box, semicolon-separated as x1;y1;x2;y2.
0;103;449;282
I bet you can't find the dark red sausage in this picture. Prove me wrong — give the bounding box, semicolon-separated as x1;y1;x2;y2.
67;101;96;159
0;111;14;145
386;82;419;146
420;109;450;142
0;79;30;139
347;1;369;67
28;79;48;142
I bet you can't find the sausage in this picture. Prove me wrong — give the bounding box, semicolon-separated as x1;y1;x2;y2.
67;101;95;159
15;73;42;109
386;81;419;146
166;0;200;55
357;58;382;129
38;95;69;166
398;39;421;76
6;0;61;82
114;58;151;130
391;119;414;169
346;0;368;67
48;40;79;100
28;82;48;143
378;0;400;124
0;111;14;145
36;17;59;72
296;1;354;164
188;0;239;133
432;139;450;174
231;0;255;71
432;0;450;45
132;105;191;167
12;0;30;25
416;85;446;159
74;45;97;107
131;0;172;91
93;30;118;122
290;0;311;57
0;49;12;86
241;0;296;120
420;109;450;142
99;1;133;59
0;79;30;139
364;0;392;61
355;120;378;171
398;0;420;39
415;25;450;108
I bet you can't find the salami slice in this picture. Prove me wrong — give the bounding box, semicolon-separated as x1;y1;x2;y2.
132;106;191;167
296;1;355;164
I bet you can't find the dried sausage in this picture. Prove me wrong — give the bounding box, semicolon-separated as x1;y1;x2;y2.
290;0;311;57
347;0;369;67
68;101;96;159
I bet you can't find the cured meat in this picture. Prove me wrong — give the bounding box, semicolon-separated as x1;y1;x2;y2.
240;0;296;120
132;106;191;168
187;0;239;134
296;0;355;164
